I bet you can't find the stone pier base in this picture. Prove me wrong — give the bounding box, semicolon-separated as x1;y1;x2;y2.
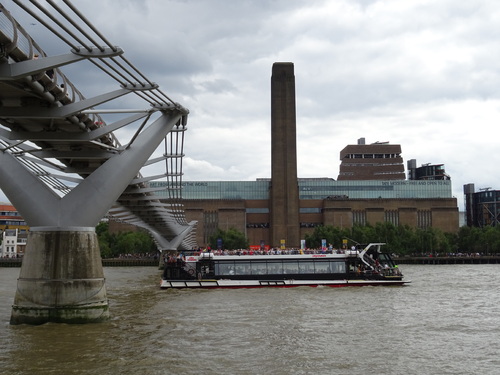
10;229;110;325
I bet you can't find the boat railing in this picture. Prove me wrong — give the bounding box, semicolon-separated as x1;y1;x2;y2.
357;243;388;270
381;267;402;277
183;249;348;257
360;255;377;270
199;252;214;259
361;265;402;278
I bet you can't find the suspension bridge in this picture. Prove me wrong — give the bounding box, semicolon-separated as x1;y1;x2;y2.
0;0;197;324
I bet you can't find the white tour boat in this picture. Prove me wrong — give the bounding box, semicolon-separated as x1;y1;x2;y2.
160;243;410;289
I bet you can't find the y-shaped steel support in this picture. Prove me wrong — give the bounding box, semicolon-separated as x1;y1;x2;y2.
2;111;182;324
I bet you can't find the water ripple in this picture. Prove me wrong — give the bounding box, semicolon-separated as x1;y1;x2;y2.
1;265;500;375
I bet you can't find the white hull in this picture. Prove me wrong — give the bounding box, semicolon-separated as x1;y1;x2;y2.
160;278;409;289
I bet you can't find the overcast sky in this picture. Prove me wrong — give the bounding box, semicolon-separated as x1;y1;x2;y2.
3;0;500;210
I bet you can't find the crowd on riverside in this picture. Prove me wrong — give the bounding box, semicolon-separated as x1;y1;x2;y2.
409;252;485;258
117;252;159;260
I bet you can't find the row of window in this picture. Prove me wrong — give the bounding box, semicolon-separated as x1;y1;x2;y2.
373;171;406;176
0;212;20;216
354;210;432;229
246;223;269;228
385;210;399;226
246;222;322;228
150;179;452;200
213;260;346;276
340;162;403;167
344;154;400;159
418;210;432;229
0;220;26;225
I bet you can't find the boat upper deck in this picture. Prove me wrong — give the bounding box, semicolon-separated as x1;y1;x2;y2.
183;251;359;262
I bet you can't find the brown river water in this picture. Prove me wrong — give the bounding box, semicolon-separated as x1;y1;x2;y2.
1;264;499;375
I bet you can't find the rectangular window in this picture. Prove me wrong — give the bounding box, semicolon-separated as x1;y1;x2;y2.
267;262;283;274
282;261;299;274
216;262;235;275
235;262;251;275
251;262;267;275
417;210;432;229
353;210;366;226
299;208;321;213
298;261;315;274
384;210;399;226
314;261;330;273
246;208;269;214
330;261;346;273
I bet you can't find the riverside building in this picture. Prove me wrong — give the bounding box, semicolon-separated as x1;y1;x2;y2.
337;138;405;180
150;178;457;249
463;184;500;227
0;204;28;232
145;63;459;249
0;204;28;258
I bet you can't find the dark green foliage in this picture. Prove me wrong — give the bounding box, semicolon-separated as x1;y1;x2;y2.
304;225;350;249
96;221;156;258
457;225;500;254
207;227;249;250
304;223;500;255
96;221;500;256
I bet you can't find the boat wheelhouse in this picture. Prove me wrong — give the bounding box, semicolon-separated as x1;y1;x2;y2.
160;243;410;289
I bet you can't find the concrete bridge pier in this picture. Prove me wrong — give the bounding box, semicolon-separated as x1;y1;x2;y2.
10;228;109;325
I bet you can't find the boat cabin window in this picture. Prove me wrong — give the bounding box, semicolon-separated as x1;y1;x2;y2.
235;262;251;275
217;262;235;275
267;262;283;274
298;261;315;274
331;262;346;273
314;262;331;273
251;262;267;275
213;259;346;276
282;261;299;274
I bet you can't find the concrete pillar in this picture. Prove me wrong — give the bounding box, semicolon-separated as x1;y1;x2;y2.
270;62;300;248
10;228;109;325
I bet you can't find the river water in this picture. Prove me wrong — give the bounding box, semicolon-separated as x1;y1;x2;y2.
0;264;499;375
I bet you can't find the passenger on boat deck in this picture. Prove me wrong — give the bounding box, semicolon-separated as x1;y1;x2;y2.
394;265;401;275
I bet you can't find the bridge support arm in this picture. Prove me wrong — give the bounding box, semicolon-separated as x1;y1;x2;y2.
0;85;156;119
59;110;184;227
0;47;123;80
